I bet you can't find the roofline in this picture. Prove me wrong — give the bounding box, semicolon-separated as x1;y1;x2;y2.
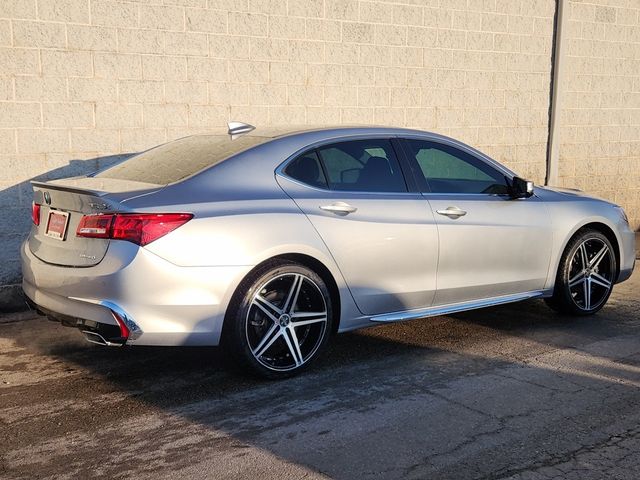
252;125;440;139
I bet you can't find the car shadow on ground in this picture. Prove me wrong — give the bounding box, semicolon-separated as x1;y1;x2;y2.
5;288;640;479
20;299;579;400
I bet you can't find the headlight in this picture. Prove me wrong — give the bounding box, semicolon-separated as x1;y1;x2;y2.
614;206;629;225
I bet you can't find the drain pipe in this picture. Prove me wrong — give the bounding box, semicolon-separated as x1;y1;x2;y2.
545;0;568;186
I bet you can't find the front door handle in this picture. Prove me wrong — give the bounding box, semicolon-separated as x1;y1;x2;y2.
320;202;357;216
436;206;467;219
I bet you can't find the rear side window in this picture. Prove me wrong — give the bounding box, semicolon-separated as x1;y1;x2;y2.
318;139;407;192
95;135;267;185
404;140;509;195
284;139;407;193
317;139;407;192
285;151;329;189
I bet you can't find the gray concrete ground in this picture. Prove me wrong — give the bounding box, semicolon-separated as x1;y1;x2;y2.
2;270;640;479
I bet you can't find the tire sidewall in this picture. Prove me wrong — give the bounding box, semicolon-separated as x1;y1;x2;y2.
227;261;334;379
556;230;616;315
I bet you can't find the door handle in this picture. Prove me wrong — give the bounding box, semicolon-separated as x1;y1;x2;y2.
320;202;358;216
436;206;467;219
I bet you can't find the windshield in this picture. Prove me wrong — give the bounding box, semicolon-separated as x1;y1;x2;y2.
94;135;268;185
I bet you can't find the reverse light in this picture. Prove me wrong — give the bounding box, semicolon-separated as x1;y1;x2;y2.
32;202;41;226
76;214;112;238
76;213;193;246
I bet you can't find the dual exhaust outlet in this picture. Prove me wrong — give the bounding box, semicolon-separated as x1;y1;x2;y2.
82;330;125;347
82;305;142;346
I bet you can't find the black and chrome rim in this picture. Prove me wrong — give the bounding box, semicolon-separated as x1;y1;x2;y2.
567;237;614;311
246;273;328;372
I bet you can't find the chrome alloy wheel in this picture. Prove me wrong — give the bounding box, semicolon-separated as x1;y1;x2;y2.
567;237;614;311
246;273;328;372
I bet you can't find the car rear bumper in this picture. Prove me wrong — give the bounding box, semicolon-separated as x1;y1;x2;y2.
21;240;252;346
26;298;129;346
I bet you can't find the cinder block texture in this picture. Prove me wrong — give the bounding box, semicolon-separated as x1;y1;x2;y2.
0;0;637;306
559;0;640;229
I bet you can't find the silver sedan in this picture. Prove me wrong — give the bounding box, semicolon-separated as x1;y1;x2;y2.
22;125;636;378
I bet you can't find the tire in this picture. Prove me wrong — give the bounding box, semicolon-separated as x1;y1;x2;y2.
225;260;334;379
545;229;616;316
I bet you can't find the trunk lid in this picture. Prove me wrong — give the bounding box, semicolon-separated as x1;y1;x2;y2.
29;177;161;267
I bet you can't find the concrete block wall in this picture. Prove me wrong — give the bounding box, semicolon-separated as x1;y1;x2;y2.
0;0;636;308
559;0;640;229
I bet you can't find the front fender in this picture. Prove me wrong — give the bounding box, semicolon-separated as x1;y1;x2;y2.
545;211;631;291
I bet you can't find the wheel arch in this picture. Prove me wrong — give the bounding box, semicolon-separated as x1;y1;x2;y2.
582;222;620;279
220;253;343;345
555;221;621;285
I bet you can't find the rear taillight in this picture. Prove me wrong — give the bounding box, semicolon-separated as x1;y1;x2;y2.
32;202;41;226
111;213;193;246
76;213;193;246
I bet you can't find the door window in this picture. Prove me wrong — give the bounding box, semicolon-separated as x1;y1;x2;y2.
284;139;407;193
317;139;407;192
404;140;509;195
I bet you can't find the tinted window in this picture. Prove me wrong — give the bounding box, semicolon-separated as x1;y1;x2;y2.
316;139;407;192
405;140;508;194
95;135;267;185
284;151;328;189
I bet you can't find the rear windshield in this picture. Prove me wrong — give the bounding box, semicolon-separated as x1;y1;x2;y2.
94;135;268;185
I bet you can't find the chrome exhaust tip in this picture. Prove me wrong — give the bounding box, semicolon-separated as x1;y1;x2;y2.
82;330;123;347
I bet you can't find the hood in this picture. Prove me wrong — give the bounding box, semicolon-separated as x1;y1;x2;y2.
536;185;617;205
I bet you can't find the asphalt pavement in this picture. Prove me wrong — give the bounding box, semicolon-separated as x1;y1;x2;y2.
1;270;640;479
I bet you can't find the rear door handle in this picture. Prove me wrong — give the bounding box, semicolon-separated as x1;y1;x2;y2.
320;202;357;216
436;206;467;219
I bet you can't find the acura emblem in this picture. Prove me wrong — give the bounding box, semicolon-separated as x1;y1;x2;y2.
44;192;51;205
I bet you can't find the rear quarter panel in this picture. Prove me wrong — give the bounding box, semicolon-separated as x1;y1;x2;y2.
128;192;366;333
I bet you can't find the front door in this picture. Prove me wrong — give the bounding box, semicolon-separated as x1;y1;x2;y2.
277;138;439;315
400;138;553;306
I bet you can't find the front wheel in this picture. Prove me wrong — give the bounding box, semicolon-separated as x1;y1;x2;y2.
225;260;334;379
545;229;616;316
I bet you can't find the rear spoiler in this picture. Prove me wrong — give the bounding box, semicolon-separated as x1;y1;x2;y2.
31;180;107;197
31;178;164;206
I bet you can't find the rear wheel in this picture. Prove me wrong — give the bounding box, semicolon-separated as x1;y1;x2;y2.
226;260;333;379
545;229;616;315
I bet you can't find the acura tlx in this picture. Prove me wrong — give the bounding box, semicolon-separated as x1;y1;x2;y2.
22;123;635;378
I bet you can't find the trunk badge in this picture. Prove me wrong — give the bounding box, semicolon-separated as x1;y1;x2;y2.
44;192;51;205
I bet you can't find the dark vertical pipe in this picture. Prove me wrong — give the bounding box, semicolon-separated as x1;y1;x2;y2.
545;0;567;186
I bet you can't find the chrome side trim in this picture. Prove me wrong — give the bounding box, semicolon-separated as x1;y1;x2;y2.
101;300;143;340
370;290;548;323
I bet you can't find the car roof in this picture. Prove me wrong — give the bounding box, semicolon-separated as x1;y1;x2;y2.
247;125;439;140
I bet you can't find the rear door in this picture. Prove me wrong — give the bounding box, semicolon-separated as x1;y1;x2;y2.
277;137;439;316
399;137;553;306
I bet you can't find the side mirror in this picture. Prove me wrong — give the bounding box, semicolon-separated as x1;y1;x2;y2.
509;176;534;199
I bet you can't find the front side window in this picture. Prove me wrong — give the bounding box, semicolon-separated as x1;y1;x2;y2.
317;139;407;192
404;140;508;195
